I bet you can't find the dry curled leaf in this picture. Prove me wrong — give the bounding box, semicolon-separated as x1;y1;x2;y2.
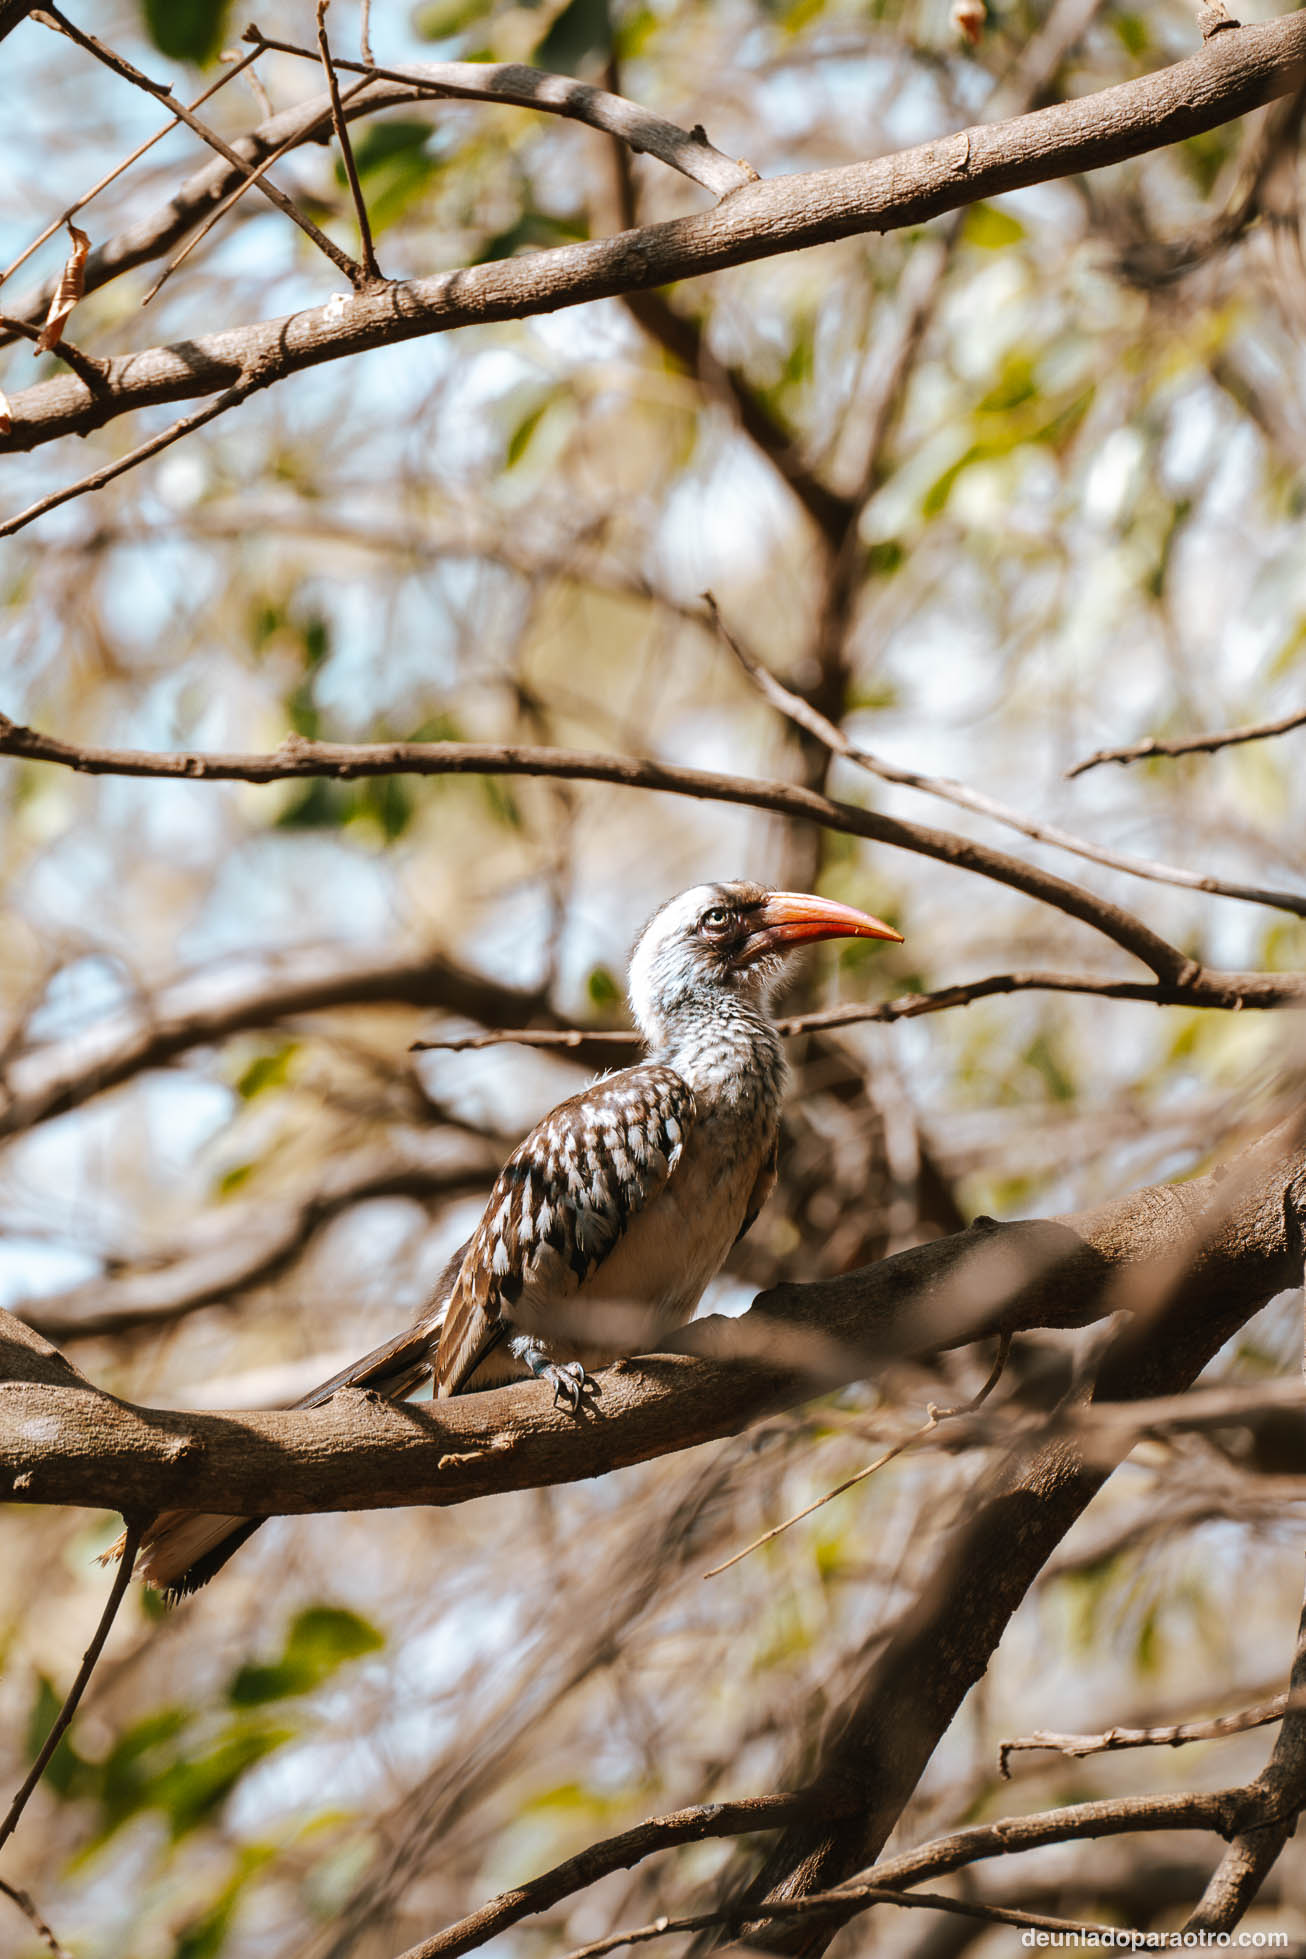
35;222;90;355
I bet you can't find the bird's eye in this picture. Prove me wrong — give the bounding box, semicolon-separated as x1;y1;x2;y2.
700;906;732;934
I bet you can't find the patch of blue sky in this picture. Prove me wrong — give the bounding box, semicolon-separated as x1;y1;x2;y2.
179;831;398;962
653;429;799;600
0;1234;99;1306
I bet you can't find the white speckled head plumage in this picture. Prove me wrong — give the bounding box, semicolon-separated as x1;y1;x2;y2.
626;882;772;1045
626;880;902;1049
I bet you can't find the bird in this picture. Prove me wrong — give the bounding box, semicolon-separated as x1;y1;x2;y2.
126;880;902;1598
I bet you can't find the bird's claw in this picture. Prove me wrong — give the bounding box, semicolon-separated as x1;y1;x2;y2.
544;1359;591;1411
520;1350;593;1411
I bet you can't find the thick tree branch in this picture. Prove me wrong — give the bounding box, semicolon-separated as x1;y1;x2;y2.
400;1795;810;1959
243;31;756;199
0;719;1215;983
725;1120;1306;1953
5;14;1306;457
406;1779;1252;1959
1;1120;1302;1520
558;1883;1171;1958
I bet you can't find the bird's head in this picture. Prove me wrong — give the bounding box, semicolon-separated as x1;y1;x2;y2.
627;880;902;1043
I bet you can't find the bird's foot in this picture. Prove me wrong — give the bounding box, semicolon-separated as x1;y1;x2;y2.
520;1348;593;1411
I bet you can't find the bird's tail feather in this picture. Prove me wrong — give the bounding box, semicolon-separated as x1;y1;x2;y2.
102;1319;439;1601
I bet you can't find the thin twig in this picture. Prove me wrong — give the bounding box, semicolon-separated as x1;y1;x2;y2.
359;0;374;65
140;72;377;308
1069;708;1306;777
0;43;265;290
410;960;1306;1054
703;1334;1013;1578
556;1879;1167;1959
412;972;1306;1057
0;379;258;539
0;1878;71;1959
999;1692;1299;1777
38;6;362;284
315;1;382;285
705;596;1306;921
0;1519;142;1855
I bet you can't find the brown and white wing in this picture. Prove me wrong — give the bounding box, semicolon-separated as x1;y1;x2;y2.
734;1127;778;1246
434;1064;695;1395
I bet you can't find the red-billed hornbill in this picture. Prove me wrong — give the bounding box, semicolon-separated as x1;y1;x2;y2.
131;881;902;1597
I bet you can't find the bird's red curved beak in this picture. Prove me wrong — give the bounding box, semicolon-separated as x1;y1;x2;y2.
735;889;903;966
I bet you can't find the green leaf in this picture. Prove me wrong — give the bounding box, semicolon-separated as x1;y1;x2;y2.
228;1607;384;1708
24;1676;92;1801
414;0;491;40
978;353;1037;414
482;778;523;829
141;0;229;63
586;964;621;1006
173;1846;278;1959
920;447;977;518
234;1043;298;1101
155;1726;295;1839
476;210;589;265
338;122;443;234
276;779;351;830
1180;126;1235;198
862;539;903;580
963;201;1026;251
1021;1031;1075;1103
359;775;416;841
1113;11;1149;55
507;399;551;469
96;1707;194;1833
534;0;612;70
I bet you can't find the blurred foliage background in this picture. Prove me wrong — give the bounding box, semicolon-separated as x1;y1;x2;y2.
2;0;1306;1951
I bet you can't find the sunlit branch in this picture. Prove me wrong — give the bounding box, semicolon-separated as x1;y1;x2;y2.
999;1693;1298;1776
399;1795;809;1959
315;3;382;286
708;596;1306;919
242;27;757;199
0;717;1207;983
1069;707;1306;776
0;943;545;1139
2;1119;1302;1520
5;13;1306;458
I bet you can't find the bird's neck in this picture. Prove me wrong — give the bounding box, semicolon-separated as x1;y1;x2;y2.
645;986;787;1115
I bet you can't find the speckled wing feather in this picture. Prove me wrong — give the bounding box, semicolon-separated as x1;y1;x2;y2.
434;1064;695;1395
